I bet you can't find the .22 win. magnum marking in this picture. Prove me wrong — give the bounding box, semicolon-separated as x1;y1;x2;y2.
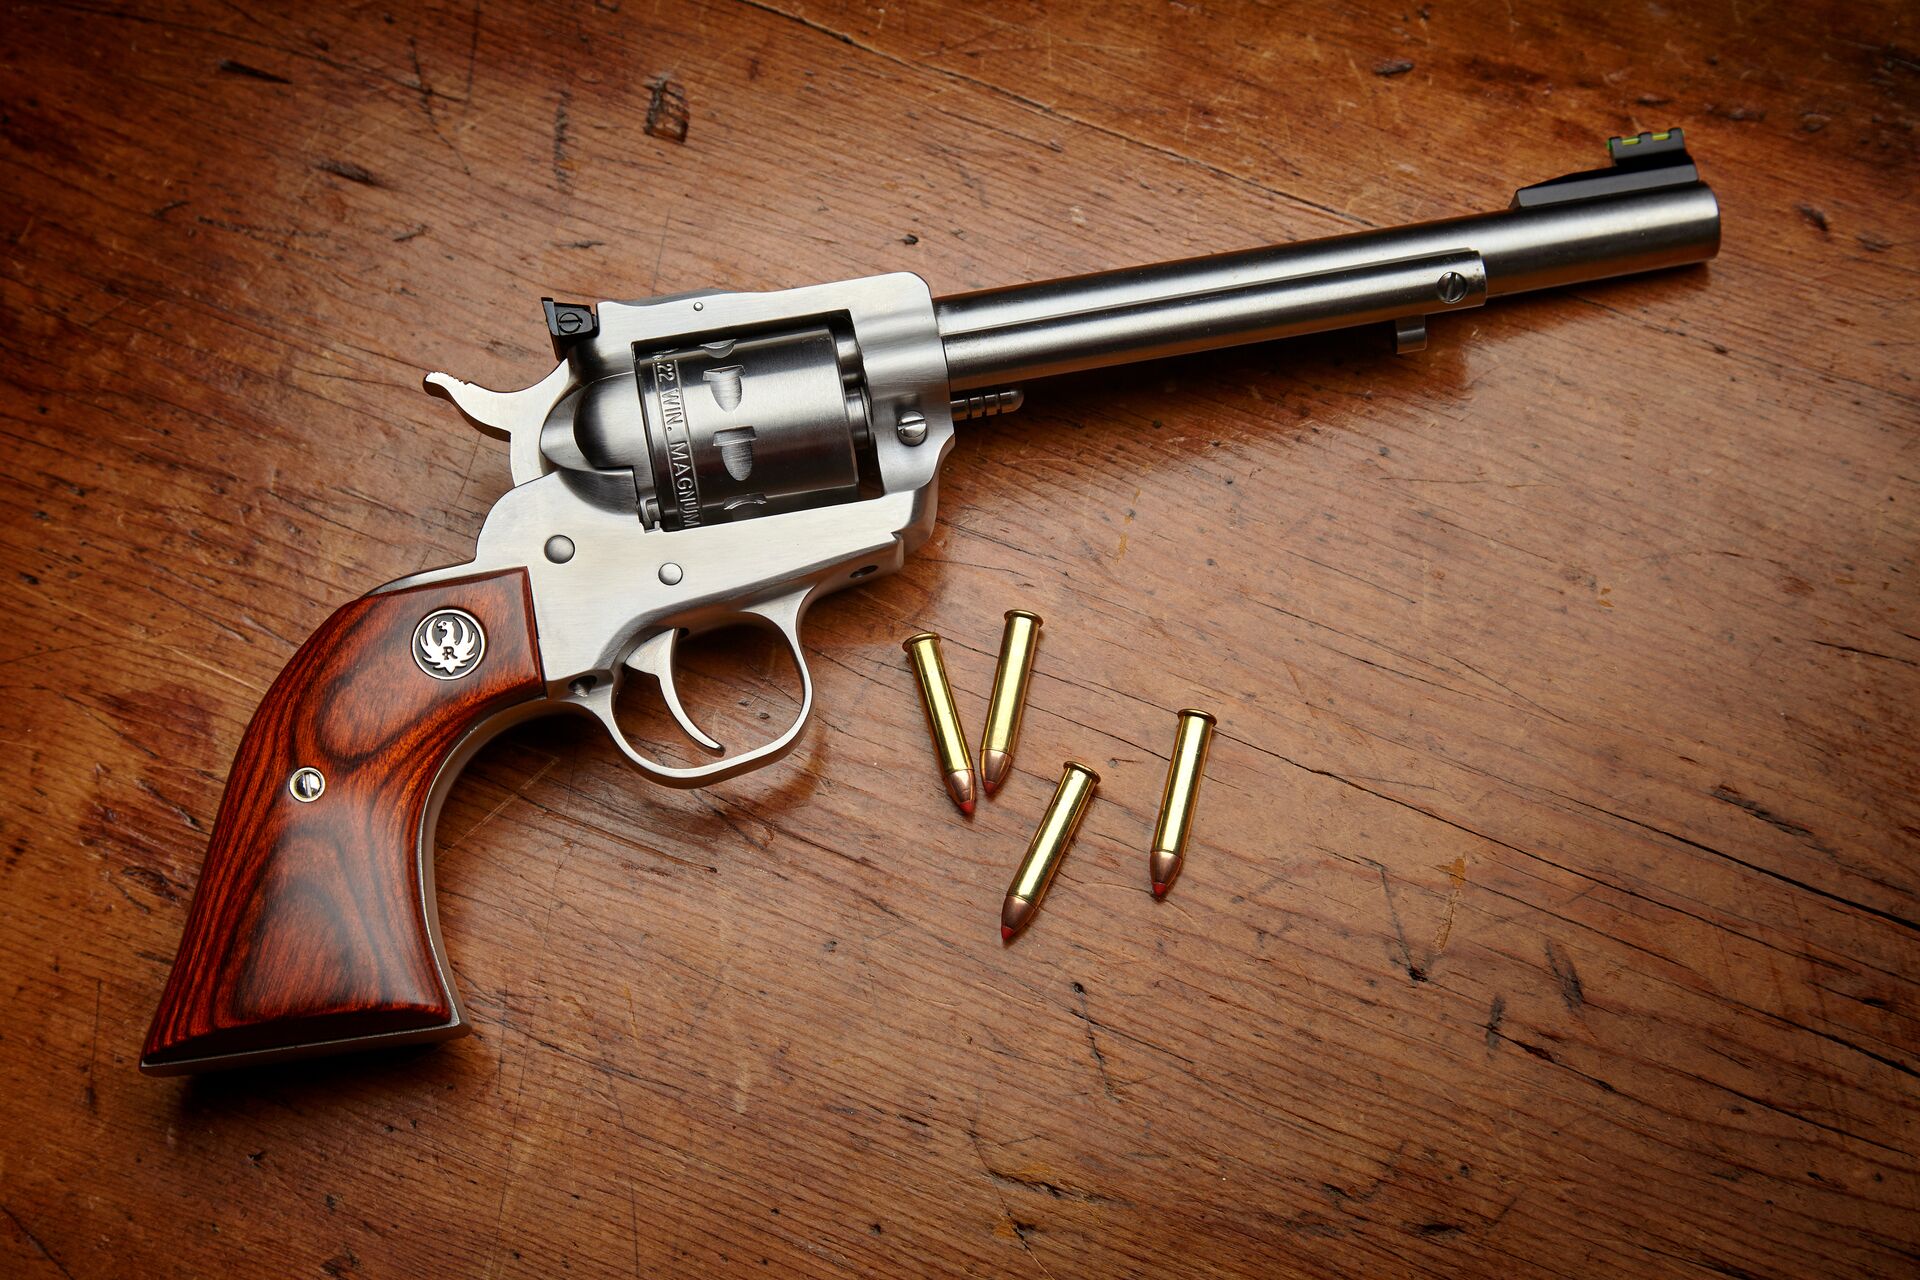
655;359;701;527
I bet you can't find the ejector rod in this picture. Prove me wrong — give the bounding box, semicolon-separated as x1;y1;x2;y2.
933;180;1720;390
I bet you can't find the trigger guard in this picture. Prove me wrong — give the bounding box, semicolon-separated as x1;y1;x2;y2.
585;595;815;788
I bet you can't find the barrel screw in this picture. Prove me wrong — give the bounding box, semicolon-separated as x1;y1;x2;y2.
1437;272;1469;304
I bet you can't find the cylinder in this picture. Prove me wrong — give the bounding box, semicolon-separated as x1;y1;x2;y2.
635;327;866;527
979;610;1042;796
1150;709;1216;897
935;182;1720;389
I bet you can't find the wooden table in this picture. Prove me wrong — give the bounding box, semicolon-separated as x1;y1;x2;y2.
3;2;1914;1275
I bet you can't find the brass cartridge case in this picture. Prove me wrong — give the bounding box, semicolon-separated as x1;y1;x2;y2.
980;610;1042;796
903;631;977;815
1149;709;1215;896
1001;761;1100;941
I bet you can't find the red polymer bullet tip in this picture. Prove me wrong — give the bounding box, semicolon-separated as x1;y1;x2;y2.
944;768;977;817
1152;882;1169;898
1000;925;1013;943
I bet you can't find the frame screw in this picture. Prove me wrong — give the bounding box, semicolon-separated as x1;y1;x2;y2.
288;767;326;803
1437;271;1469;304
896;409;928;446
658;563;684;586
544;535;575;563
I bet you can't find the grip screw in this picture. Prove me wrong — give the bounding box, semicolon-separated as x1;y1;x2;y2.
288;767;326;803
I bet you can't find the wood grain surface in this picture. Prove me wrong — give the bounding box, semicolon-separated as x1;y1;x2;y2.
144;569;543;1072
2;1;1915;1276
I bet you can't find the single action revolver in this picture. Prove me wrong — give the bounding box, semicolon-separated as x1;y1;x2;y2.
142;130;1718;1074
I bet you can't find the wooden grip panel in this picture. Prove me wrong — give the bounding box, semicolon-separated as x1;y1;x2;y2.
141;570;545;1074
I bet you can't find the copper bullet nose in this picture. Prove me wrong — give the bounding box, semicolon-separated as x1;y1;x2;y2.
999;895;1034;943
947;768;977;817
1149;847;1182;896
980;749;1012;796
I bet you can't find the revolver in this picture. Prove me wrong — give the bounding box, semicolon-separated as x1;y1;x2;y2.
142;129;1718;1074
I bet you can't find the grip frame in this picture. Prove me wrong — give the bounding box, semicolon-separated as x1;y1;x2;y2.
141;569;546;1075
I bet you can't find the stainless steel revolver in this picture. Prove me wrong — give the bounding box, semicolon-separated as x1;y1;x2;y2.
143;130;1718;1074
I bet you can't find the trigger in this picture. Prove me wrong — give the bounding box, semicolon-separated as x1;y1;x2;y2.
625;631;725;753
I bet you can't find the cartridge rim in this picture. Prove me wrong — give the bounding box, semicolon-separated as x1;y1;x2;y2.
1004;609;1043;625
1176;708;1217;726
902;631;940;652
1062;760;1101;786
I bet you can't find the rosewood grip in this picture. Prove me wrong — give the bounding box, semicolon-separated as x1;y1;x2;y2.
142;570;546;1075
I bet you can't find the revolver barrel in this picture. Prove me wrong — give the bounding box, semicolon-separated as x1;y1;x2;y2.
934;135;1719;390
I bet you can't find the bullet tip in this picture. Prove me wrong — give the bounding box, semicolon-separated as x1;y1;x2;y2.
1000;925;1013;943
980;749;1011;796
945;768;977;816
1150;848;1182;895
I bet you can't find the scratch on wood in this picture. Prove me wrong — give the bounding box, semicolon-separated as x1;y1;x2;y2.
552;88;572;189
1710;784;1833;855
985;1163;1133;1206
217;58;290;84
120;864;184;904
1430;854;1466;956
135;777;201;831
1544;941;1584;1011
408;38;470;175
967;1128;1059;1278
1810;640;1918;666
444;754;559;852
1414;1221;1466;1239
0;1204;75;1280
316;158;379;186
1366;859;1427;983
1069;981;1118;1100
84;979;101;1114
